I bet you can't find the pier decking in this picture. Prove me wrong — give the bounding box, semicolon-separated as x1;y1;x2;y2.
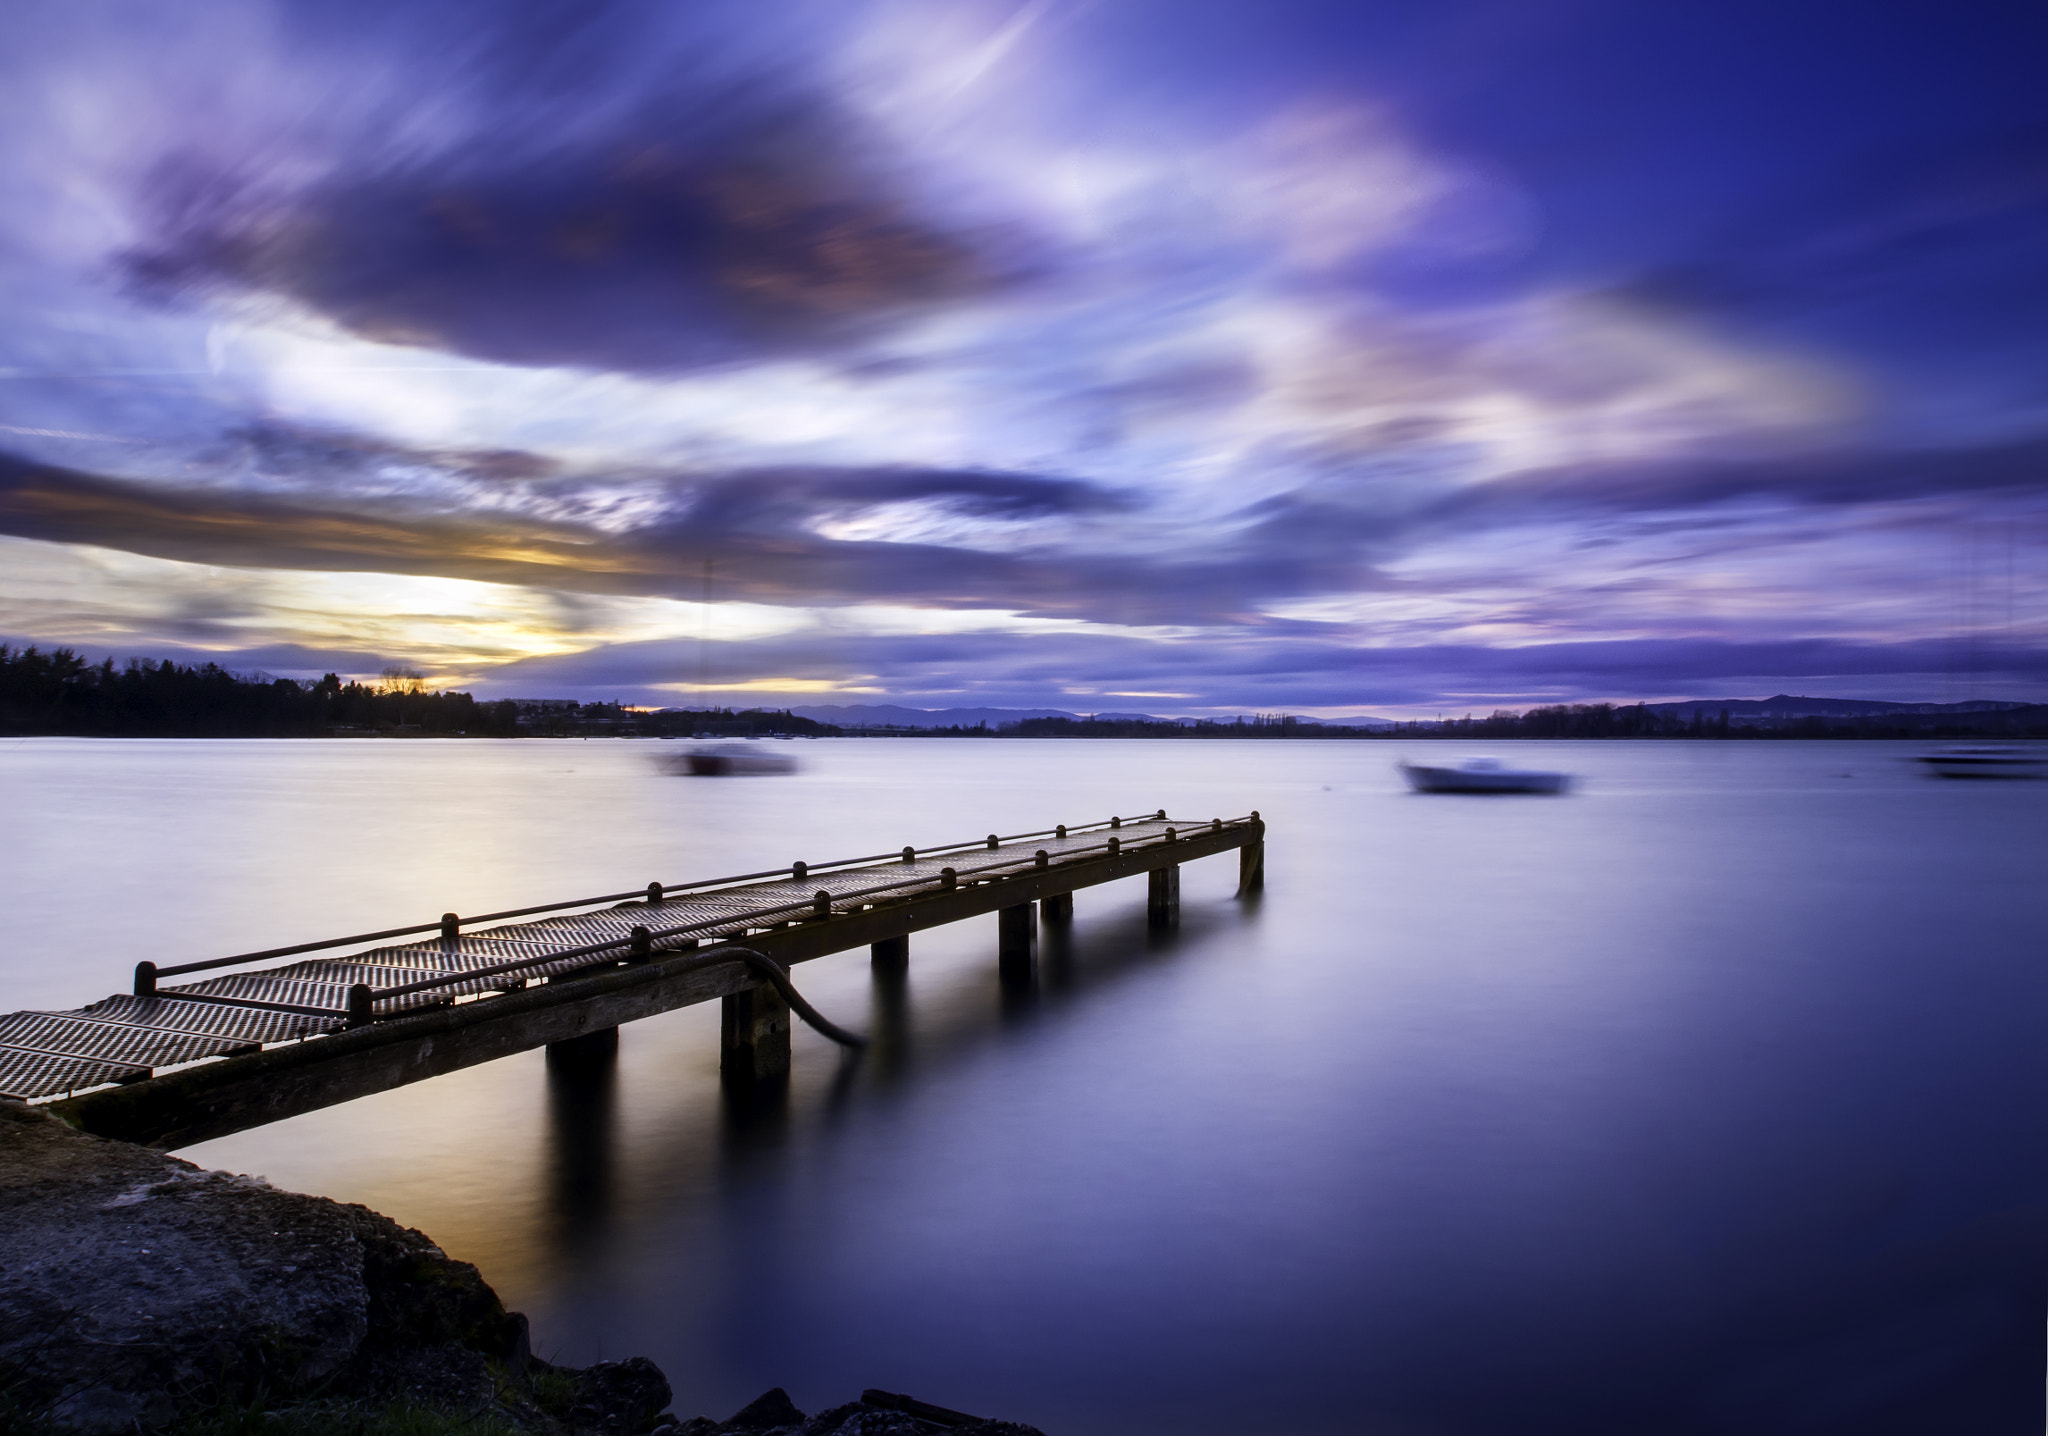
2;810;1263;1147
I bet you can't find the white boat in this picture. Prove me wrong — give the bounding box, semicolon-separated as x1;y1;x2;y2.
1399;756;1570;794
666;743;799;776
1913;746;2046;780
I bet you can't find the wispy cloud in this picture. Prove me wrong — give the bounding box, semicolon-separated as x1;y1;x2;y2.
0;0;2043;707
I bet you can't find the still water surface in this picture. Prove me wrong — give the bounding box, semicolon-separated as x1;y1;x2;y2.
3;738;2046;1433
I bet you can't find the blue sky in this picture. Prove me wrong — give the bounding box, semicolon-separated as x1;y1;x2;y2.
2;0;2044;714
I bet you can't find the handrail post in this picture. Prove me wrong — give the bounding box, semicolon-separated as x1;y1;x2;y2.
901;846;915;864
631;925;651;959
134;961;156;998
440;912;459;945
986;833;998;850
792;861;808;884
813;890;832;918
647;882;663;905
941;867;957;890
347;983;375;1026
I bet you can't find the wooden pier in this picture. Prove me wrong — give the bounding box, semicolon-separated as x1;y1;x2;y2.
0;811;1264;1147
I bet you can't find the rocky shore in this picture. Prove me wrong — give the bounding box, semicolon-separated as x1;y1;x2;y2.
0;1103;1045;1435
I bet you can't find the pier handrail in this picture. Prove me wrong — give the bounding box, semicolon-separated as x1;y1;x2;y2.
147;810;1174;981
341;818;1250;1017
149;815;1258;1023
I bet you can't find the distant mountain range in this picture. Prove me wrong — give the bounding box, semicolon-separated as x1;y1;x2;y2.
1637;694;2033;719
789;704;1172;728
787;703;1404;729
783;696;2033;730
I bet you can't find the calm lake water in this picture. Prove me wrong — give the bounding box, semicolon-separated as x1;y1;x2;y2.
3;737;2046;1433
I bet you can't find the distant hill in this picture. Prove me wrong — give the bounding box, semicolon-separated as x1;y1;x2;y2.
789;703;1169;728
789;703;1404;729
1641;694;2033;719
1297;714;1402;730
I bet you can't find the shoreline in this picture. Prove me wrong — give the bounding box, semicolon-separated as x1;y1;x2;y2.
0;1103;1043;1436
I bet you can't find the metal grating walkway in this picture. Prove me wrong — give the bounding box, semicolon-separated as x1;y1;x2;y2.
2;813;1206;1101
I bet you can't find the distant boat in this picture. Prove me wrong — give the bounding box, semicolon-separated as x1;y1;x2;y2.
1913;746;2046;780
667;744;799;776
1399;757;1570;795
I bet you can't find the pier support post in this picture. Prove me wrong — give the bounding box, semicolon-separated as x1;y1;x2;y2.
998;902;1037;984
1238;815;1265;895
545;1024;617;1071
721;983;790;1085
1148;865;1181;929
871;934;909;971
1040;892;1073;924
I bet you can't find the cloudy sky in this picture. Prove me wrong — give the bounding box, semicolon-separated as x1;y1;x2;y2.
3;0;2044;715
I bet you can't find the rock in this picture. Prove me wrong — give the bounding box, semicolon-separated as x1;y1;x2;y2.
560;1355;674;1433
656;1392;1050;1436
658;1418;721;1436
802;1405;937;1436
724;1385;807;1429
0;1102;529;1431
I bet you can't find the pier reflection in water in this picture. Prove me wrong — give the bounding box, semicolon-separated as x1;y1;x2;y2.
544;1031;620;1252
4;737;2045;1434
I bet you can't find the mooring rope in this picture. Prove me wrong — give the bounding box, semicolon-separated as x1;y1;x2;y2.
682;945;868;1047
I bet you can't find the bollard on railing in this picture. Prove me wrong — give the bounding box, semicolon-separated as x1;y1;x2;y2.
647;882;664;905
134;961;156;998
901;846;915;864
792;861;808;884
441;912;460;944
1055;824;1067;838
1110;816;1121;829
1164;827;1177;844
1108;836;1120;855
941;867;957;890
986;833;999;850
631;925;651;958
1036;849;1050;868
347;983;375;1026
814;890;832;917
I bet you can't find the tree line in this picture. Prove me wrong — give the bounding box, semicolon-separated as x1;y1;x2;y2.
0;645;848;738
0;645;505;737
4;644;2040;739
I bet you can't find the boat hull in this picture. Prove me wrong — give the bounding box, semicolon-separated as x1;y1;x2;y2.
1399;761;1569;795
1914;748;2045;780
669;747;798;776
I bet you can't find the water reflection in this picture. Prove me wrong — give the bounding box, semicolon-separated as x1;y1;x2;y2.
544;1029;619;1254
12;739;2046;1434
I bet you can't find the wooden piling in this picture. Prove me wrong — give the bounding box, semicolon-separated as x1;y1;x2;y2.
545;1025;618;1070
1238;812;1265;894
720;982;790;1085
1040;892;1073;923
1147;865;1180;929
871;934;909;970
998;901;1037;983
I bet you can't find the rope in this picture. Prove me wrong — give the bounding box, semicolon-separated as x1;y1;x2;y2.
681;945;868;1047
